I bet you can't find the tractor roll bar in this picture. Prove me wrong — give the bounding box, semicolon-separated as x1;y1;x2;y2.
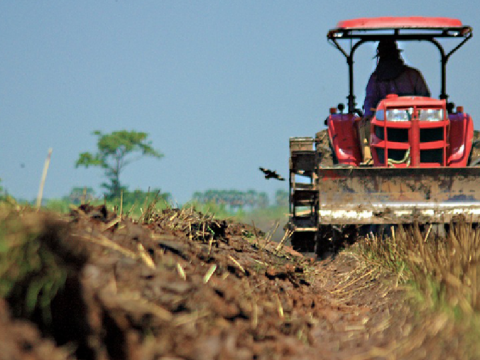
328;28;472;114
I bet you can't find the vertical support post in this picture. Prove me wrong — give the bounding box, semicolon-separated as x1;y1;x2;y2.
440;56;448;101
347;55;356;114
410;116;420;166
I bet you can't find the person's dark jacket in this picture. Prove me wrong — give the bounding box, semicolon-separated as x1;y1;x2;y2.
364;58;430;117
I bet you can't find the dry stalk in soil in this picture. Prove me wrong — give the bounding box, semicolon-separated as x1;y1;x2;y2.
36;148;53;210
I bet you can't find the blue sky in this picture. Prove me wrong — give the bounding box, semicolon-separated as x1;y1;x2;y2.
1;2;480;204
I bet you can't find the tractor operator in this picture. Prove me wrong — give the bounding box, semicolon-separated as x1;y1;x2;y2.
360;39;430;162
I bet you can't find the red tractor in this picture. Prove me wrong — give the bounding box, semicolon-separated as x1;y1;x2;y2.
288;17;480;253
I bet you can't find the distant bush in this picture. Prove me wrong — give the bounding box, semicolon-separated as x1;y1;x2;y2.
0;179;6;201
182;201;233;220
192;189;270;211
44;188;171;219
45;199;71;214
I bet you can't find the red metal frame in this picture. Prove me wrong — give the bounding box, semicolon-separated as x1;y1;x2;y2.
449;112;474;166
325;17;474;169
327;17;472;113
327;113;362;165
370;96;450;167
335;17;463;30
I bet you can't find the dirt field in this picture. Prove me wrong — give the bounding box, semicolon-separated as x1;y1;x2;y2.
0;204;475;360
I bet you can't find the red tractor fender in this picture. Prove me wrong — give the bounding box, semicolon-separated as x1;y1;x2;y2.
327;113;362;165
449;112;474;166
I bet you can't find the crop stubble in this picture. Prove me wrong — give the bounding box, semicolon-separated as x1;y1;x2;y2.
0;204;474;360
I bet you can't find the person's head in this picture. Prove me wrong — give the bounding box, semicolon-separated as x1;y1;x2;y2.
375;39;403;60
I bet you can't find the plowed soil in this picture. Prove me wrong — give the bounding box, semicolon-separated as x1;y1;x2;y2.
0;205;472;360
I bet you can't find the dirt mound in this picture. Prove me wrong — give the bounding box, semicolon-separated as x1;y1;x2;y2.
1;206;324;359
2;205;471;359
470;130;480;165
0;298;72;360
315;129;335;167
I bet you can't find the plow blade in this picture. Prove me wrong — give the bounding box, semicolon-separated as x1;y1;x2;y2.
317;167;480;225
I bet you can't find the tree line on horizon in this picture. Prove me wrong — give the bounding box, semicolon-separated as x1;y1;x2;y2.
2;130;291;212
192;189;288;210
73;130;290;210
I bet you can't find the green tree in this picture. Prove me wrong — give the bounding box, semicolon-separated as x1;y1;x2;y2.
257;192;270;208
275;189;289;207
0;178;4;200
192;191;204;203
245;189;258;209
75;130;163;199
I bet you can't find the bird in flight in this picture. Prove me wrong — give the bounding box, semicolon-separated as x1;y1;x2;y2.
259;167;285;181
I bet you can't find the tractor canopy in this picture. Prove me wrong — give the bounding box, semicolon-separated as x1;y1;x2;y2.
327;17;472;113
329;17;471;36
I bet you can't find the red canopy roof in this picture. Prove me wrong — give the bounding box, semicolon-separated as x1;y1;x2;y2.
336;17;463;30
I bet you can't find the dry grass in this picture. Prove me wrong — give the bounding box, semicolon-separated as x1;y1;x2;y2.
356;219;480;358
359;221;480;315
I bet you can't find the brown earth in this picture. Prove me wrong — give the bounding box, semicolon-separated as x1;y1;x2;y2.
0;205;473;360
470;130;480;164
315;129;335;167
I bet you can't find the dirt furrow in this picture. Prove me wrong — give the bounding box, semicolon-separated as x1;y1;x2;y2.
0;205;469;359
